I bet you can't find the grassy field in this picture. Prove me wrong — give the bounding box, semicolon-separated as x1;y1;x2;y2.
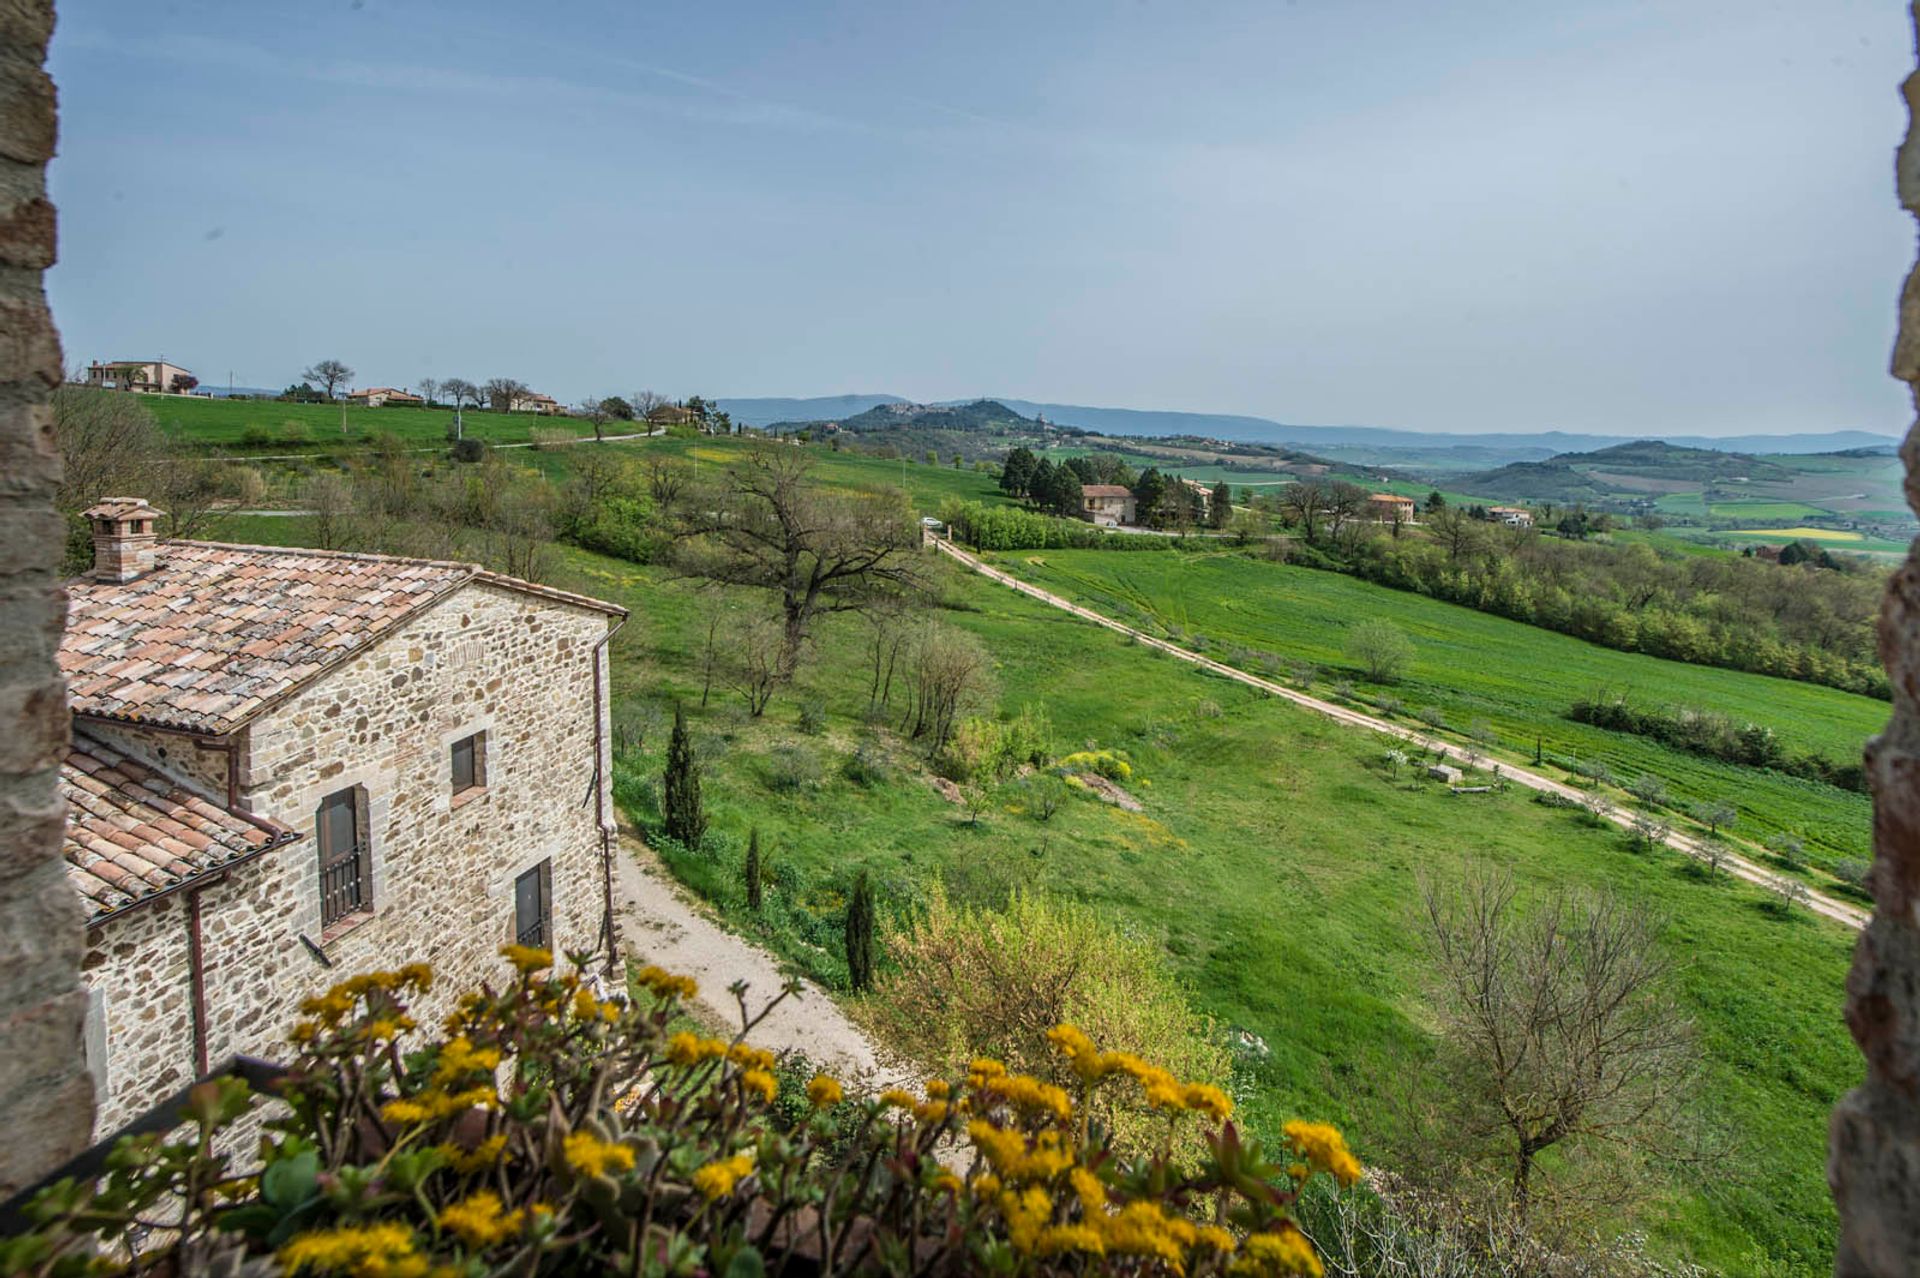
576;549;1853;1276
137;392;599;452
980;547;1880;878
203;501;1863;1273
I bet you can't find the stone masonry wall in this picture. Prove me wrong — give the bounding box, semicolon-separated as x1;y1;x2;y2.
78;580;613;1135
0;0;94;1196
1829;12;1920;1273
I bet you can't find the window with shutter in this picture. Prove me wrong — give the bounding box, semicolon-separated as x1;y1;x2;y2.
514;860;553;947
317;788;368;926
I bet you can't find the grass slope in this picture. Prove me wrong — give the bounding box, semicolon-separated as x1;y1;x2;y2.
983;548;1879;876
139;392;593;451
205;509;1857;1273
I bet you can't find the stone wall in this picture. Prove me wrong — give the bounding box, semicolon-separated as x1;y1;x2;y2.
79;579;615;1136
0;0;93;1197
1829;12;1920;1273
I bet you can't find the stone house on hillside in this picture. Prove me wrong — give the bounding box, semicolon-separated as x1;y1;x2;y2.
346;387;424;408
59;499;627;1134
1080;484;1136;527
1366;493;1417;523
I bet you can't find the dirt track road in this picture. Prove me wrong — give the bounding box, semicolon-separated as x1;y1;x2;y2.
930;536;1869;932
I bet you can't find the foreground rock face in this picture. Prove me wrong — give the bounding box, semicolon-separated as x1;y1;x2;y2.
1830;19;1920;1275
0;0;94;1198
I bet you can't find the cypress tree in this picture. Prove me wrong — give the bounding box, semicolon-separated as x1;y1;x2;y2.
745;827;763;912
662;705;706;849
845;871;875;992
1209;480;1233;528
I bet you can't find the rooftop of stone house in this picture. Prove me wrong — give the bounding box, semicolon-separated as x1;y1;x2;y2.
61;537;626;736
62;732;299;920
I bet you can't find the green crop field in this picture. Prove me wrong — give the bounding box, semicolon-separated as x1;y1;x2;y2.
202;504;1862;1273
135;392;599;452
980;547;1881;877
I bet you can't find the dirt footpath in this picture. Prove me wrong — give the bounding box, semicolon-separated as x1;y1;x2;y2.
611;836;916;1092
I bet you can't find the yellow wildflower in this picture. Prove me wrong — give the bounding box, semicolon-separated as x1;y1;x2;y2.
500;944;552;974
666;1032;727;1067
1236;1224;1324;1277
438;1134;509;1174
633;964;699;1001
972;1173;1002;1198
1036;1224;1108;1257
1070;1167;1108;1212
398;962;433;990
298;989;355;1025
1182;1082;1234;1122
924;1078;951;1099
437;1190;524;1249
806;1074;844;1108
1045;1024;1112;1082
968;1057;1007;1079
741;1068;778;1104
878;1088;918;1110
1283;1121;1361;1187
931;1171;963;1195
1101;1201;1187;1269
998;1185;1054;1254
562;1131;634;1177
433;1036;502;1085
1197;1225;1237;1254
691;1152;755;1200
985;1073;1073;1123
381;1097;434;1126
280;1223;418;1275
727;1043;777;1071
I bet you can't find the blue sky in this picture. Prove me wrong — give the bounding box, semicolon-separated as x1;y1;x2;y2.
46;0;1915;436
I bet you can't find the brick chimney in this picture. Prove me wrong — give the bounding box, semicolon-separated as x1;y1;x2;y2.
80;497;165;583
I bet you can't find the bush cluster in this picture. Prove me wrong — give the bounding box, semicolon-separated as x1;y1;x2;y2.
1569;692;1866;793
5;950;1356;1278
939;501;1177;553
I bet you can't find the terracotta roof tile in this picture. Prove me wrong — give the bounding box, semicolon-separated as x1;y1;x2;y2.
61;733;299;921
62;540;625;735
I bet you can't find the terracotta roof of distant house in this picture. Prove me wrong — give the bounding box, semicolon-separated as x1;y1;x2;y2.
1081;485;1132;498
1370;493;1416;503
62;540;625;736
1489;505;1531;514
349;387;420;398
61;733;298;920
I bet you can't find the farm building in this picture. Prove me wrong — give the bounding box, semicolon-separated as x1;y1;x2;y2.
1367;493;1417;522
1080;484;1137;527
1490;505;1534;528
58;499;626;1135
346;387;424;408
84;360;195;394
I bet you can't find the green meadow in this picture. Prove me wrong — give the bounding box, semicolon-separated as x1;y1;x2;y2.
208;479;1864;1273
982;547;1881;877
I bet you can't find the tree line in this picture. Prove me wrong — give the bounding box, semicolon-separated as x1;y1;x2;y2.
998;447;1232;531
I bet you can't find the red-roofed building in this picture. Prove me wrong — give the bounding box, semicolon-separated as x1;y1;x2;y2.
60;502;626;1132
345;386;424;408
1080;484;1137;527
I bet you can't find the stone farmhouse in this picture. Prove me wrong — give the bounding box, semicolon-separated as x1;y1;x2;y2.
1490;505;1534;528
1080;484;1136;527
346;386;424;408
1366;493;1417;523
509;391;564;415
58;499;626;1134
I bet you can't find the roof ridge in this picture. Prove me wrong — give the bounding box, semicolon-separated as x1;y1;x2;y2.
163;539;485;574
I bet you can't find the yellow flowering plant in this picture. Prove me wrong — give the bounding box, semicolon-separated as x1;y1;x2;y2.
1;952;1356;1278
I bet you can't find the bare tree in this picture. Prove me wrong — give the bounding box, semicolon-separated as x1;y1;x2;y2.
672;444;924;676
307;471;357;551
1428;506;1485;565
899;620;994;756
417;377;439;407
632;390;669;421
1419;870;1698;1221
441;378;480;409
573;397;611;442
644;456;690;510
728;616;784;717
1324;481;1370;540
1279;480;1332;544
301;359;354;399
484;378;529;412
50;386;224;568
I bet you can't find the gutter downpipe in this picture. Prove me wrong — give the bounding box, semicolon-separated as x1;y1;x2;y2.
187;887;210;1076
592;614;629;977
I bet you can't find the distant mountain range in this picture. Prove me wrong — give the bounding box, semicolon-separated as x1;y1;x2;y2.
715;393;1897;464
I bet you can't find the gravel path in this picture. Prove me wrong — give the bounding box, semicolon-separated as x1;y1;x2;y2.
612;835;917;1089
931;536;1869;932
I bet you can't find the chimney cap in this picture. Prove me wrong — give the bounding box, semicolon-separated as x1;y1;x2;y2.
82;497;166;524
